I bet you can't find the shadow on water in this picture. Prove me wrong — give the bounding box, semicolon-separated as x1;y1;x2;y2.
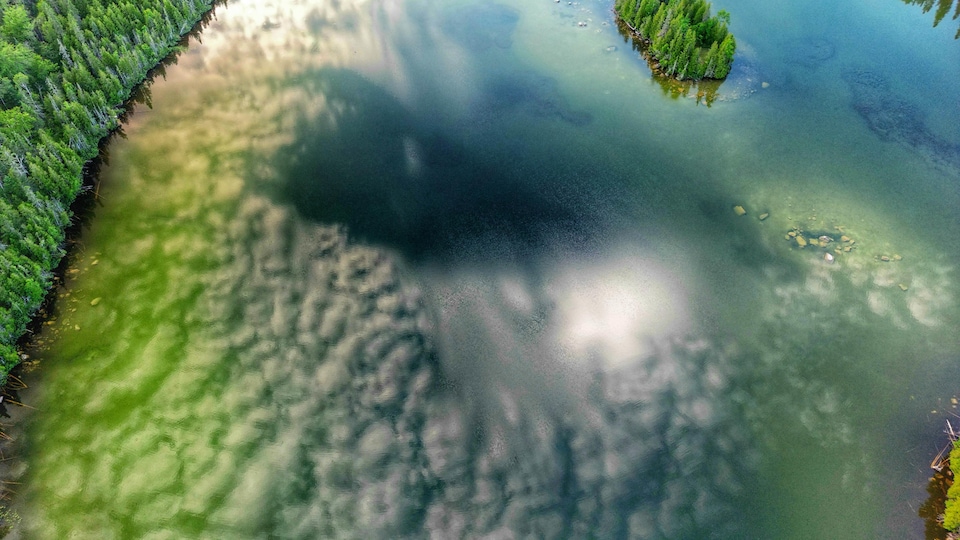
476;70;593;126
270;67;598;264
268;65;799;270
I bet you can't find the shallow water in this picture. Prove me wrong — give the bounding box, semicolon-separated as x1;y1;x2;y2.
7;0;960;538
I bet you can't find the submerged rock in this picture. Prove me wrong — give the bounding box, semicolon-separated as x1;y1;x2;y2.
715;44;763;102
788;37;836;69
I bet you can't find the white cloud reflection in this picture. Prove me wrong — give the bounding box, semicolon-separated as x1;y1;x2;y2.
12;0;960;539
548;250;691;371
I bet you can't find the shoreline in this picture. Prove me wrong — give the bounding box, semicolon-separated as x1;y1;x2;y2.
11;6;219;366
614;14;726;105
0;0;222;385
611;2;733;82
0;3;222;533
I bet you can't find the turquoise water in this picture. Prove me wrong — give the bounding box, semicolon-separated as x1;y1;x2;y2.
6;0;960;538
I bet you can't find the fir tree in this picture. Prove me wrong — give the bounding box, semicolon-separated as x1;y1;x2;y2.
615;0;735;81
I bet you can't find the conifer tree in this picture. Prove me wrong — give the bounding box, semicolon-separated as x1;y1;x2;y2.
0;0;220;376
614;0;735;81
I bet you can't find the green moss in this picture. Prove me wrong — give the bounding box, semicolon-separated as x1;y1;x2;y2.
945;442;960;531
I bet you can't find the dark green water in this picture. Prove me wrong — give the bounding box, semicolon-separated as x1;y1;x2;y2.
6;0;960;538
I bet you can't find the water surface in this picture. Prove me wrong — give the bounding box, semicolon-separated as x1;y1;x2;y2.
8;0;960;538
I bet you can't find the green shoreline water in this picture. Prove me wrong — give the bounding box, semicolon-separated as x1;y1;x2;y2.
0;0;220;380
3;0;960;537
0;0;218;528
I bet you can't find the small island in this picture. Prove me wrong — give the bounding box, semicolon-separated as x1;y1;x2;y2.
614;0;736;81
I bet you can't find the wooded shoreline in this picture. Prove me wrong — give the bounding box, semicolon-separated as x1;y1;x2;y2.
0;0;220;385
613;0;736;81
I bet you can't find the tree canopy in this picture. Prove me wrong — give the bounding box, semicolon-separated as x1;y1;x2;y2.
0;0;216;380
614;0;736;80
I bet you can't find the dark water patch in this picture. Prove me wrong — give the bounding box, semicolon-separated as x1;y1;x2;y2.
269;68;594;262
441;3;519;52
476;70;593;126
786;37;837;69
844;68;960;176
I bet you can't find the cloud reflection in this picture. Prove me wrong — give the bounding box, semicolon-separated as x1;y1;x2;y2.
548;251;691;370
13;0;960;539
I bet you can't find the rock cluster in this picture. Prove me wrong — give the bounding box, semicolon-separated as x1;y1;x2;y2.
784;227;858;260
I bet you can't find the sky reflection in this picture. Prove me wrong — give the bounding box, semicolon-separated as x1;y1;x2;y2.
9;0;960;538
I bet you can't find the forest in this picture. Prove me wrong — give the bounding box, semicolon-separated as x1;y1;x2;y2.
614;0;736;80
0;0;216;382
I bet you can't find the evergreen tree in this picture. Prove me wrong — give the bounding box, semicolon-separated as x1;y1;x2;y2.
0;0;220;378
714;33;735;78
615;0;735;81
0;3;31;43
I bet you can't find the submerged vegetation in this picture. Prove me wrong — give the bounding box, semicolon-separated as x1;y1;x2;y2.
613;0;736;80
0;0;216;382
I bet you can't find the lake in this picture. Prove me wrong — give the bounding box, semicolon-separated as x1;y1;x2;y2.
6;0;960;538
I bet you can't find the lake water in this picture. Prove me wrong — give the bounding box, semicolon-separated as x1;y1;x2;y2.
6;0;960;538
